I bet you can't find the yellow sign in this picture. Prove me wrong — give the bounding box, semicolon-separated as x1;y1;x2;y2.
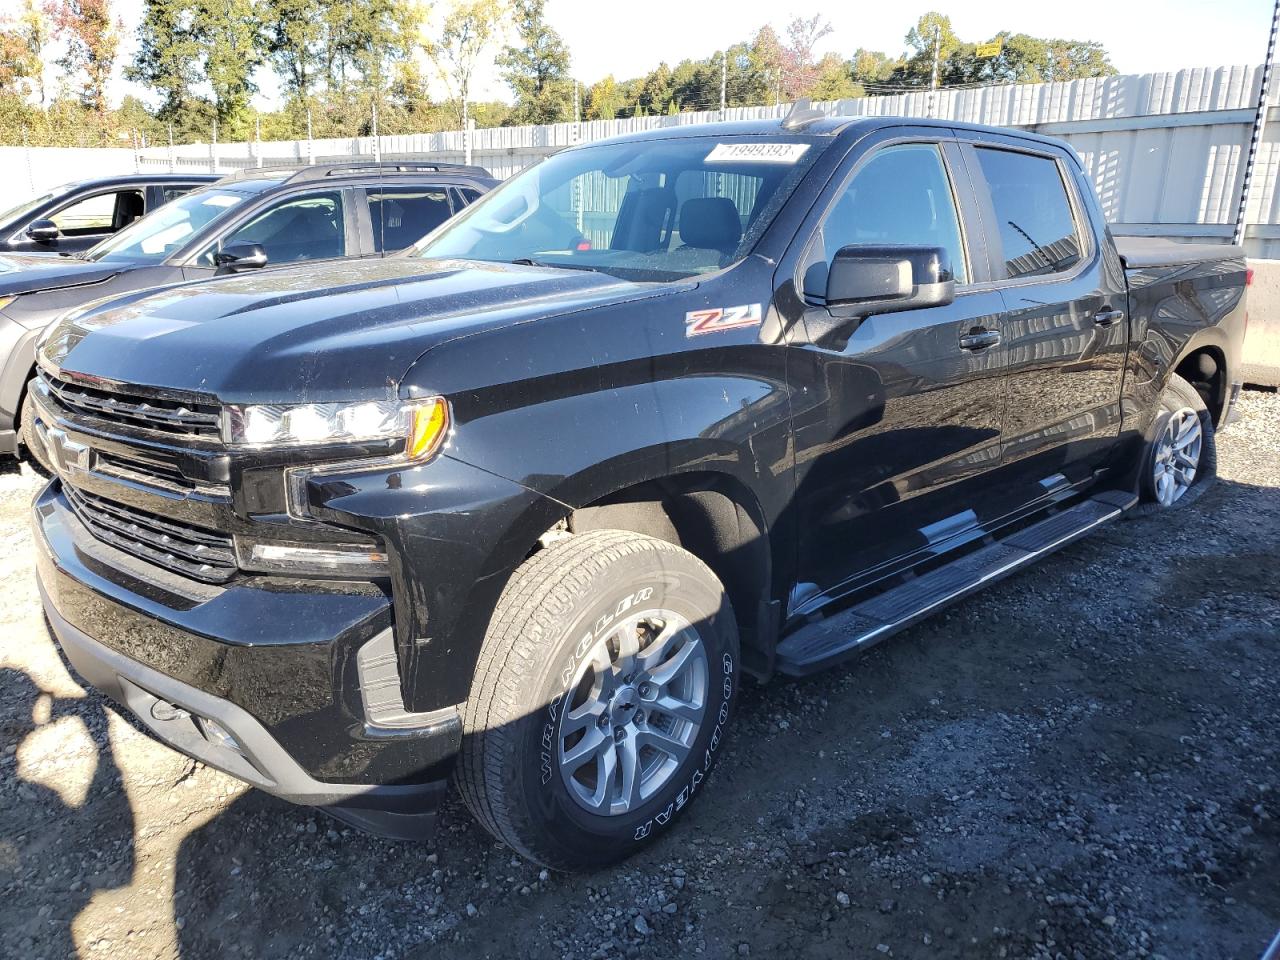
976;39;1004;58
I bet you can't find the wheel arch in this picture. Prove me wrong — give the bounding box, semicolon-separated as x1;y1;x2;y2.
1171;340;1229;427
567;469;775;669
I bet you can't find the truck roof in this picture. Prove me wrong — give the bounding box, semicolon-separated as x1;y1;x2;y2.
577;113;1074;157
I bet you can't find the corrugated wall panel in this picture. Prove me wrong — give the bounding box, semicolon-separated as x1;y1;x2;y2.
30;64;1276;258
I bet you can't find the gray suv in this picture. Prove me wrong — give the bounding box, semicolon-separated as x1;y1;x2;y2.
0;161;497;467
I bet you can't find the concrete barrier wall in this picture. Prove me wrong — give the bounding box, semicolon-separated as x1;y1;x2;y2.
1244;259;1280;387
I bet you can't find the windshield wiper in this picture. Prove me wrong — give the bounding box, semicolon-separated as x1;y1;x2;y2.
509;257;604;275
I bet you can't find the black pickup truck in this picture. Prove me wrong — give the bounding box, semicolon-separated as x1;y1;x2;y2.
30;113;1248;870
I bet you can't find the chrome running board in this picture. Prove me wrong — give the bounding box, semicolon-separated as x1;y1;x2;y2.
775;490;1137;676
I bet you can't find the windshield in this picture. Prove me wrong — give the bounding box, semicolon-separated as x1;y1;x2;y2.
0;187;70;228
416;135;825;281
86;189;250;263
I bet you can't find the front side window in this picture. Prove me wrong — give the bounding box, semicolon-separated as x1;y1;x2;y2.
975;147;1082;279
367;187;453;252
807;143;968;296
203;191;346;266
52;189;144;236
87;189;250;264
416;136;824;282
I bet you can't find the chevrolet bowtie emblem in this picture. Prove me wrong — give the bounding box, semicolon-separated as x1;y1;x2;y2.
39;424;92;475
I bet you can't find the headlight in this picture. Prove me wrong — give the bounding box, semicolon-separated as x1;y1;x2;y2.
220;397;450;459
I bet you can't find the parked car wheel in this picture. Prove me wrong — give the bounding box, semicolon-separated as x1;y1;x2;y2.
19;390;52;475
457;529;739;870
1140;372;1216;509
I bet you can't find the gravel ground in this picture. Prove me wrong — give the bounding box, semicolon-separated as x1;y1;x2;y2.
1;391;1278;960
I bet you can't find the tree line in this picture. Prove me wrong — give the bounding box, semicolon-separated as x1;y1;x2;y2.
0;1;1117;147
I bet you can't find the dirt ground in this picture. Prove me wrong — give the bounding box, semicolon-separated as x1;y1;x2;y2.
1;391;1278;960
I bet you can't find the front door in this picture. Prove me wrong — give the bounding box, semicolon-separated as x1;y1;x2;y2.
784;137;1017;615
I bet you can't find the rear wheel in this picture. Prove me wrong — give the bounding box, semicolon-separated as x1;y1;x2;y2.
1140;372;1216;509
456;530;739;870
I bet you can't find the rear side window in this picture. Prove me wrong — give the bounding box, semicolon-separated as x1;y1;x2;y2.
975;147;1082;279
808;143;968;293
160;184;201;204
367;187;454;252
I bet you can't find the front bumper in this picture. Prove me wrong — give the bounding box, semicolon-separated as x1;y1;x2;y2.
32;481;457;839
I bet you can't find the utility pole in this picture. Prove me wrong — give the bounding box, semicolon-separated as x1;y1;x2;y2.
255;115;262;167
371;99;380;162
927;23;941;119
1234;0;1280;246
167;121;175;173
720;52;727;119
573;79;580;124
306;107;314;165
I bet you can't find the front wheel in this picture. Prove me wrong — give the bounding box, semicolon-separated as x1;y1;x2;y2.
1140;372;1216;509
456;530;739;870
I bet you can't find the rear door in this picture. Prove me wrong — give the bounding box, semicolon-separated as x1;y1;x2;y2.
783;131;1017;613
963;137;1128;502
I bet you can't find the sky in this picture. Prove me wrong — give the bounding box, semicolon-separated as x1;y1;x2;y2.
101;0;1276;109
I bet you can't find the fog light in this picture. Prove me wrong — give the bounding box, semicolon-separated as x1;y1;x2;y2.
235;537;390;577
198;717;241;753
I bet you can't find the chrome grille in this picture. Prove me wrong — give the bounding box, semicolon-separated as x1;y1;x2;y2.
39;369;221;438
64;486;236;584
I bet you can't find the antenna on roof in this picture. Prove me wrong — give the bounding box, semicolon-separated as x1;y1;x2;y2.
781;98;826;130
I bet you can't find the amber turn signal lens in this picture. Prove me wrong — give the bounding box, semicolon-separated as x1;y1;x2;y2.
406;397;449;460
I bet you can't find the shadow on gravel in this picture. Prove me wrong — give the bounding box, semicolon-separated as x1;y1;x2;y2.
11;475;1278;959
0;666;135;960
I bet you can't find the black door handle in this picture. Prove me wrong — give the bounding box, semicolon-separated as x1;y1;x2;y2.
959;329;1001;350
1093;309;1125;328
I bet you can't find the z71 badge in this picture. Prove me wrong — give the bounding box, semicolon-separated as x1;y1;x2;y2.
685;303;763;337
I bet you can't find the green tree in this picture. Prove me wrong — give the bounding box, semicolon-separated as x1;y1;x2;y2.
749;26;785;104
849;48;896;85
428;0;504;127
198;0;260;135
585;74;621;120
894;10;961;86
807;52;862;101
260;0;325;100
498;0;574;124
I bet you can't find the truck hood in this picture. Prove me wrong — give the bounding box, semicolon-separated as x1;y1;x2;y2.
42;257;667;402
0;251;122;295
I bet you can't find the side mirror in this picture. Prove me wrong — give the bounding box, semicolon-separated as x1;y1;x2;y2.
26;219;60;243
213;243;268;274
822;244;955;315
